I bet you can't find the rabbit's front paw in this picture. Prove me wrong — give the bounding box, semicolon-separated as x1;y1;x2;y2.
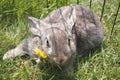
3;50;15;60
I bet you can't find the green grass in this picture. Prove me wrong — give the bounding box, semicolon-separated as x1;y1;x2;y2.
0;0;120;80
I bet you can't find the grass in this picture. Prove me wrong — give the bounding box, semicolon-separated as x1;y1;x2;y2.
0;0;120;80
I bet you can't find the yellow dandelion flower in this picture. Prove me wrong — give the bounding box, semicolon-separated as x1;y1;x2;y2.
34;48;47;59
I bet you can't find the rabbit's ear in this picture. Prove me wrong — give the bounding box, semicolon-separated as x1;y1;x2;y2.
66;5;76;36
28;16;48;36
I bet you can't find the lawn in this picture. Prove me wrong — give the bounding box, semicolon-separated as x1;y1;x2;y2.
0;0;120;80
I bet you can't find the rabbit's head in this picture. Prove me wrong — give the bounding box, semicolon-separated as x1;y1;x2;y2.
28;5;77;67
28;15;76;66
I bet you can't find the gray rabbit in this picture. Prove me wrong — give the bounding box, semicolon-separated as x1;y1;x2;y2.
3;4;103;70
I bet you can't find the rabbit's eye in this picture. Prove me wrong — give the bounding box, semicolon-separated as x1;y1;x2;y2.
68;38;70;45
46;39;50;47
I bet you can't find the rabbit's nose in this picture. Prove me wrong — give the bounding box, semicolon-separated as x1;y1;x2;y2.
54;53;68;65
55;58;65;65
